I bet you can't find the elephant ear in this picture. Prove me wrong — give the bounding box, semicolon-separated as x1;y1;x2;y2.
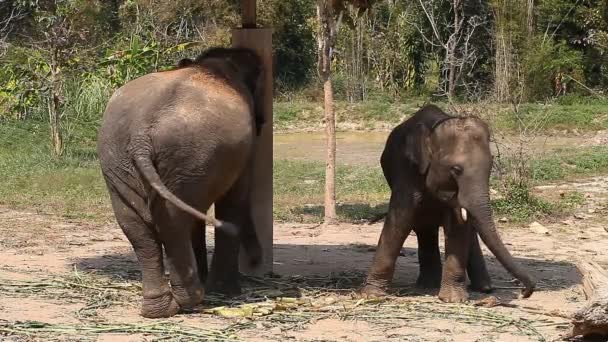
405;123;432;175
223;48;266;136
252;68;266;136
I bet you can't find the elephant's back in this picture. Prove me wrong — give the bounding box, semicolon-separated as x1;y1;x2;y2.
151;71;254;198
97;68;254;183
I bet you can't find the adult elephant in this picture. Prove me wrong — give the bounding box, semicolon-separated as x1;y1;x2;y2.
362;104;535;302
97;47;265;318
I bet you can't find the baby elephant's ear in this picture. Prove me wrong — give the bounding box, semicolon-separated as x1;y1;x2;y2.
405;123;432;175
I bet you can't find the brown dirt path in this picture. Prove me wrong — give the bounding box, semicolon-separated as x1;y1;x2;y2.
0;176;607;341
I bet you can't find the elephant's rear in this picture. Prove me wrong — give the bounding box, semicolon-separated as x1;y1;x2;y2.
96;48;264;319
97;74;159;193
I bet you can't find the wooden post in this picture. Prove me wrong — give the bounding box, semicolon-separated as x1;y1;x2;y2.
232;28;273;275
241;0;257;29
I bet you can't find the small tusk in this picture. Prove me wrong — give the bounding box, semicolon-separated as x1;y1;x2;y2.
461;208;468;222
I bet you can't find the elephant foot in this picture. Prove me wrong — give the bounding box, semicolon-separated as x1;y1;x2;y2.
438;285;469;303
206;276;242;297
243;242;263;269
141;292;181;318
416;273;442;289
360;284;388;298
469;279;493;294
171;283;205;309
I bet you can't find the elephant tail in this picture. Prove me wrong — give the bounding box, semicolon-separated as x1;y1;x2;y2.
133;153;238;237
367;212;387;225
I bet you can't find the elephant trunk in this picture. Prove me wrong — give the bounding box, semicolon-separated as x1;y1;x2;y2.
460;188;535;298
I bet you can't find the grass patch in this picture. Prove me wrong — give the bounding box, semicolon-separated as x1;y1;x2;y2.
491;182;584;223
0;120;110;221
494;102;608;132
273;159;388;223
1;119;606;224
275;147;607;223
529;146;608;181
274;98;608;133
273;100;427;131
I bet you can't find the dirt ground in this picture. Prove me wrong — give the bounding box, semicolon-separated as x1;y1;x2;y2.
1;176;607;341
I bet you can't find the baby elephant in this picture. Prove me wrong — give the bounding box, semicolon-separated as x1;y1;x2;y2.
362;104;535;302
97;47;265;318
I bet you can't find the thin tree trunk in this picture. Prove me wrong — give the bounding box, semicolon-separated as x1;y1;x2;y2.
323;75;337;223
447;0;462;101
447;48;456;101
527;0;534;38
317;0;337;224
494;3;510;102
49;46;63;157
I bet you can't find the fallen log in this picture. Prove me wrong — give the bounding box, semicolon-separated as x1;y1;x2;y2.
569;260;608;339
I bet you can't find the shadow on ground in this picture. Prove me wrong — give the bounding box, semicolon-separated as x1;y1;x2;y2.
76;242;581;305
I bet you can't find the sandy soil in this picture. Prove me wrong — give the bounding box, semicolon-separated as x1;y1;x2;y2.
1;176;607;341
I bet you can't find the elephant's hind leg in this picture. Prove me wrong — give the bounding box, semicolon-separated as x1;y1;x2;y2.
108;189;179;318
414;225;442;289
467;230;493;293
154;197;205;310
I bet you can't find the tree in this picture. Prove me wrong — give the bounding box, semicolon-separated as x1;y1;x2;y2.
0;1;27;57
22;1;108;156
316;0;373;224
258;0;316;93
415;0;488;101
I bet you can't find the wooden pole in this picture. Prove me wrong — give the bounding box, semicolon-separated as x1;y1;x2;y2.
232;28;273;275
242;0;257;28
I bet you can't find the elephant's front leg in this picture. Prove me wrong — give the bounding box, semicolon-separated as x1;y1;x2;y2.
361;192;415;297
207;226;241;295
208;171;261;296
438;214;472;303
192;225;208;284
414;225;442;289
467;230;492;293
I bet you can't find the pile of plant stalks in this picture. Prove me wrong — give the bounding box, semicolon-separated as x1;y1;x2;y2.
0;270;568;341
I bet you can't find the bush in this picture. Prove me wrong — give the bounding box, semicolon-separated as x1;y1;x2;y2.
523;38;584;100
492;181;554;222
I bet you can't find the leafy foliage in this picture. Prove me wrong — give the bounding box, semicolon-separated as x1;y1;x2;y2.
1;0;607;123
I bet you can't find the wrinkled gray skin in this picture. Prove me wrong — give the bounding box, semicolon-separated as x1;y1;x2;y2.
362;105;535;302
97;47;265;318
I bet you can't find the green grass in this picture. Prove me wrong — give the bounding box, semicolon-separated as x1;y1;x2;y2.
1;118;607;224
494;102;608;132
529;146;608;181
273;160;388;222
491;181;585;223
274;98;608;133
0;120;110;220
273;100;427;130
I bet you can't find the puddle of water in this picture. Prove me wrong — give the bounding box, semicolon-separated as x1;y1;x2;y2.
274;131;590;167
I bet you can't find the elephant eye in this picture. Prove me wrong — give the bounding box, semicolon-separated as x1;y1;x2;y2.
450;165;463;176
